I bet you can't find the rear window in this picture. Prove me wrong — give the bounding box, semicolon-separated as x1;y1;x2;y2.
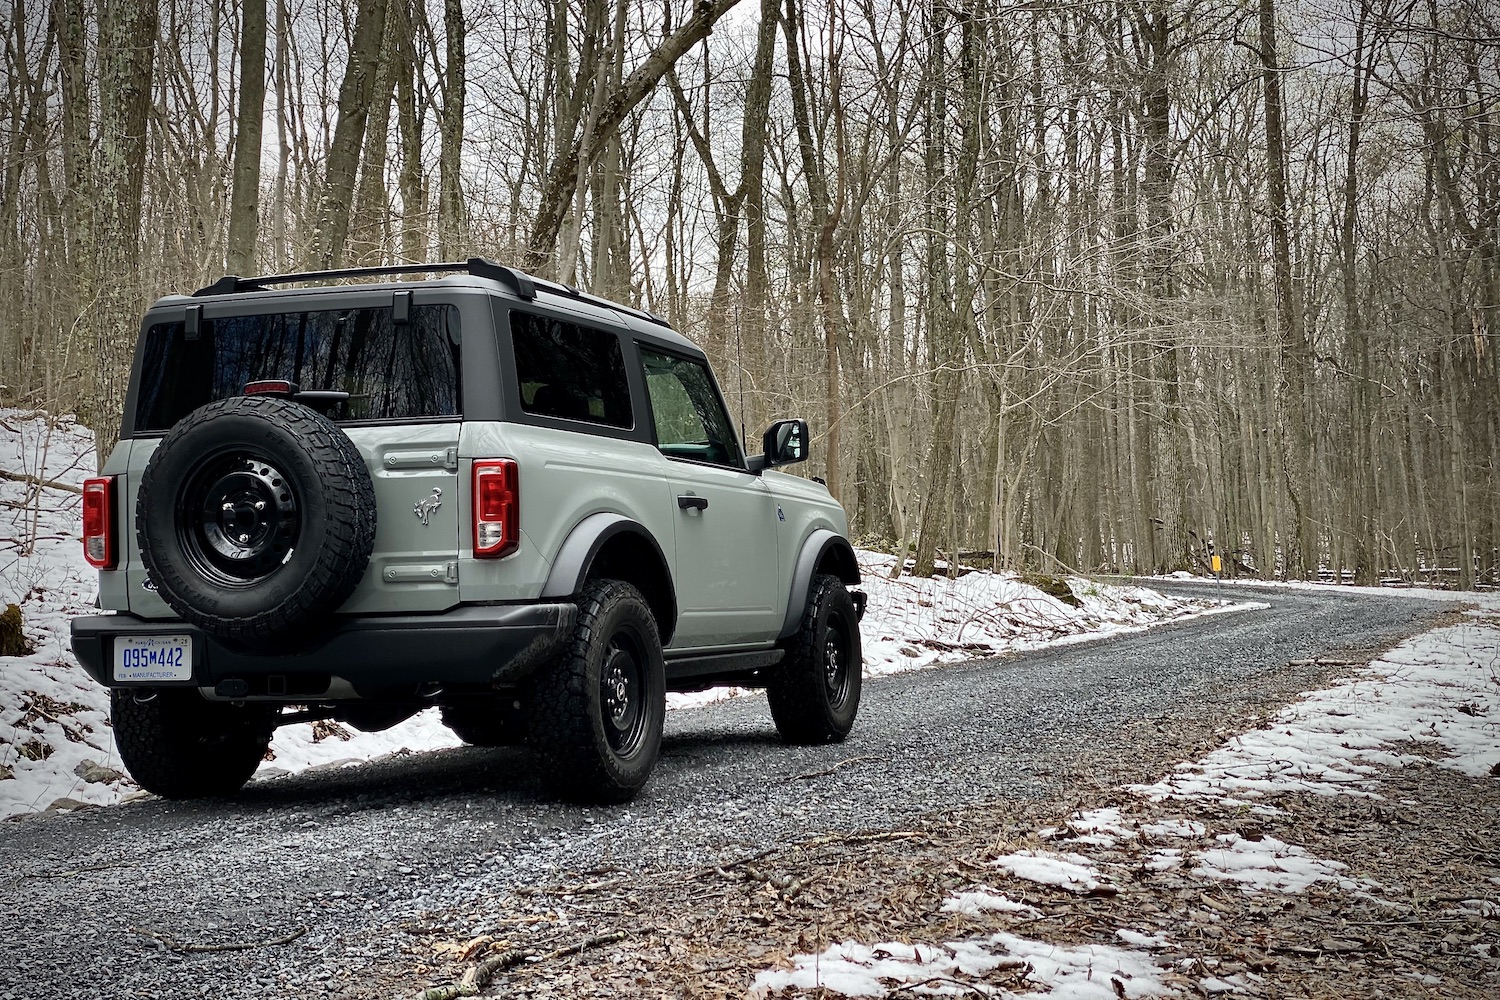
510;311;632;429
133;304;460;432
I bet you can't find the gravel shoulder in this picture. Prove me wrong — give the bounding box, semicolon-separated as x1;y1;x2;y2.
0;585;1477;999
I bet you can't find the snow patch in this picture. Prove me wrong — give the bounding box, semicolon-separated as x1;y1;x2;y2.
992;849;1112;894
1132;620;1500;803
1192;833;1357;894
749;933;1178;998
1065;806;1138;847
941;888;1041;918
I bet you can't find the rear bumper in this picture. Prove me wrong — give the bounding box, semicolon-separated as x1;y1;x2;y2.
69;603;576;698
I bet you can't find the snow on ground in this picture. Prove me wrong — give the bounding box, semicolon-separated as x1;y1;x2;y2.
1132;618;1500;802
0;411;119;817
1191;833;1358;894
750;932;1180;999
940;889;1041;918
0;409;1241;821
749;592;1500;996
991;849;1113;894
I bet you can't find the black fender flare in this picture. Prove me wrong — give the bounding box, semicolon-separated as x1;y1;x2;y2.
778;529;861;640
541;512;678;645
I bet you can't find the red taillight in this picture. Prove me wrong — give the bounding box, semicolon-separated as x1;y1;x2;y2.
82;476;116;569
244;379;297;396
473;460;519;558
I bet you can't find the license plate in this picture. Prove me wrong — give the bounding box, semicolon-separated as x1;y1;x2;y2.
113;635;193;683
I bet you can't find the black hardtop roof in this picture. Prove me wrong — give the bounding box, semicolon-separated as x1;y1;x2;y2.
158;257;702;355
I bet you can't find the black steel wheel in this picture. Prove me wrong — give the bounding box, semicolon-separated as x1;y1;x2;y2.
600;633;649;758
528;579;665;803
177;451;301;586
767;573;863;744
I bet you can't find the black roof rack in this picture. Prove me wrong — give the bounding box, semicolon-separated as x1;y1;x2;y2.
193;258;536;300
191;256;675;330
524;275;673;330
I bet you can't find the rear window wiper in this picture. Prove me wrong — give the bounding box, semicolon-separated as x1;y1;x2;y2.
243;380;352;411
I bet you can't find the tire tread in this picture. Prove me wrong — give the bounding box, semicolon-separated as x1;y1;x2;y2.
528;579;664;803
766;573;862;744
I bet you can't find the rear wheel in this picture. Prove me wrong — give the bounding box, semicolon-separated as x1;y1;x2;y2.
110;689;276;799
767;574;862;744
528;579;665;803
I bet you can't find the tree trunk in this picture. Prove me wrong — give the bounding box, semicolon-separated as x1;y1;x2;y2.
1259;0;1313;578
782;0;845;501
350;14;396;266
394;0;426;264
309;0;389;269
226;0;268;275
91;0;158;459
437;0;466;258
53;0;91;282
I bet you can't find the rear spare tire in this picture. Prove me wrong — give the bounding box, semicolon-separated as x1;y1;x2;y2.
137;395;376;645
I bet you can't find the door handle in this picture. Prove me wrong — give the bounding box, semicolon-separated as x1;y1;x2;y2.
677;494;709;511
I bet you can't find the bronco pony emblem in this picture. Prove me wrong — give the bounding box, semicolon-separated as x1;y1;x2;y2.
413;487;443;525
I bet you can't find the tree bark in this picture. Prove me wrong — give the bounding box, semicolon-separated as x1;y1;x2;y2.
437;0;466;258
53;0;91;281
309;0;389;269
394;0;426;264
1259;0;1312;577
226;0;268;275
92;0;158;459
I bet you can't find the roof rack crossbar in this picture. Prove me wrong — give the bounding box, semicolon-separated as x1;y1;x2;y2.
192;259;537;300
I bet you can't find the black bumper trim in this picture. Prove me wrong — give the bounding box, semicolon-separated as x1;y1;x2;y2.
69;603;577;696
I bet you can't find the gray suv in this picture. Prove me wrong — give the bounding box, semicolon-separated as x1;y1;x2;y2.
70;259;865;803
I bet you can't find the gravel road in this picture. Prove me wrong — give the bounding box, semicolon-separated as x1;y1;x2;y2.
0;583;1461;999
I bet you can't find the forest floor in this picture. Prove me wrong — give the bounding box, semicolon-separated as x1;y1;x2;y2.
390;613;1500;999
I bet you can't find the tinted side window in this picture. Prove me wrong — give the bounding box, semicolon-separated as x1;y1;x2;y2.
510;311;632;429
134;305;460;432
639;346;741;468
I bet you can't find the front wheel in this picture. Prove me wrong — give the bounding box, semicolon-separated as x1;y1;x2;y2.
110;689;276;798
767;574;863;744
528;580;666;803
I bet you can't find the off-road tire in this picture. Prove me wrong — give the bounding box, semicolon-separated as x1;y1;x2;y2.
767;573;862;744
110;689;276;799
441;701;527;747
528;579;665;803
137;395;376;645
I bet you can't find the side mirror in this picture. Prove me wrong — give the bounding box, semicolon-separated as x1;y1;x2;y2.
753;418;809;471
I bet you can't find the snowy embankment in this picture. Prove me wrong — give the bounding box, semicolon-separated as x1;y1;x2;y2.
751;599;1500;998
5;411;1226;820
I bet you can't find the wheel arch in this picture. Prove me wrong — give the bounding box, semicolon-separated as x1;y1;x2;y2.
541;512;678;646
777;529;861;641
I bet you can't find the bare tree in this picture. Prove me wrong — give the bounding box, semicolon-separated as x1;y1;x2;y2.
92;0;159;455
522;0;746;274
310;0;389;269
227;0;269;275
